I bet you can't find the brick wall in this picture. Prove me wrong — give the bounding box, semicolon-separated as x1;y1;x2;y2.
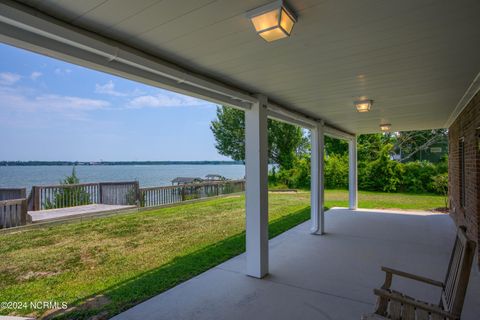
448;91;480;266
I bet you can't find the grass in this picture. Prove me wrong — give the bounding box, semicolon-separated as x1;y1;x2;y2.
0;190;444;319
325;189;445;210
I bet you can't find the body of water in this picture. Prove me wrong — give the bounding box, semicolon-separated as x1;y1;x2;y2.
0;164;246;191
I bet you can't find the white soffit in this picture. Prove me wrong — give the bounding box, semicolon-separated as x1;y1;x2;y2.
5;0;480;134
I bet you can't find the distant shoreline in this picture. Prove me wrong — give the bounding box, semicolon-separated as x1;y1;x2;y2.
0;161;244;166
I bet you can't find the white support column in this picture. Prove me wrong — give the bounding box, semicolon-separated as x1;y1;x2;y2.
245;94;269;278
348;136;358;210
310;120;325;235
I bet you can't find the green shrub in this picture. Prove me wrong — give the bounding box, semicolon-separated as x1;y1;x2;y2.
275;157;311;189
436;155;448;174
359;144;403;192
45;167;91;209
324;154;348;189
431;173;448;208
270;143;448;195
400;161;437;193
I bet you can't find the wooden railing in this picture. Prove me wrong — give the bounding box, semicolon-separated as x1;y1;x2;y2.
0;198;28;229
0;188;26;201
99;181;139;206
140;180;245;208
29;181;139;211
0;180;245;228
27;180;245;211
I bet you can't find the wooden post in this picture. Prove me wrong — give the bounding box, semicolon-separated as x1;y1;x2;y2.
98;183;103;204
33;186;40;211
134;181;140;207
20;198;28;225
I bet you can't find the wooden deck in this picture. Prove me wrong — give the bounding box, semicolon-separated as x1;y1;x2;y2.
28;204;136;223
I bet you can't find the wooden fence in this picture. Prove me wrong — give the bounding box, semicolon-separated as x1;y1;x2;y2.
100;181;140;205
140;180;245;208
0;198;28;229
28;180;245;211
0;180;245;229
29;181;139;211
0;188;26;201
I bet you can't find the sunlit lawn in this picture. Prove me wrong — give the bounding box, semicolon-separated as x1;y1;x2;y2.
0;190;443;319
325;189;444;210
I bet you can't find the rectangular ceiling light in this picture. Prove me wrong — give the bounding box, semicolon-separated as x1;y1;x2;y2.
354;99;373;112
380;123;391;131
247;1;296;42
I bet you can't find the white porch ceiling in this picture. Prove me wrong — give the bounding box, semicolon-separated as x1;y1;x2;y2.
13;0;480;134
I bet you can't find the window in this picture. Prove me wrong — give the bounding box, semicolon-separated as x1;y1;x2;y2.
459;137;465;208
477;127;480;152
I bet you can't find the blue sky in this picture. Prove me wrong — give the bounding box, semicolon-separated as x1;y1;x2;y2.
0;43;228;161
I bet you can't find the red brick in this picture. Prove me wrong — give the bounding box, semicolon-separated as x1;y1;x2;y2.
448;90;480;266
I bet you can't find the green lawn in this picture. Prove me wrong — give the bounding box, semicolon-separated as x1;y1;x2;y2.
325;189;445;210
0;190;443;319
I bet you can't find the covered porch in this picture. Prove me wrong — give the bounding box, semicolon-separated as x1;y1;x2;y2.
112;208;479;320
0;0;479;318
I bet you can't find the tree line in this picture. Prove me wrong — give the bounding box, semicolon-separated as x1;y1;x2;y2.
211;106;448;196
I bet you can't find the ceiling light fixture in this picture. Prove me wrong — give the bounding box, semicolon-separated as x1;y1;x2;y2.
246;0;296;42
380;123;391;132
354;99;373;113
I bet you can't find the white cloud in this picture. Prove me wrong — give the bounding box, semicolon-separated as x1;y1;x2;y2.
127;93;204;108
0;86;110;122
30;71;42;80
54;68;72;76
95;80;127;96
131;88;146;96
95;80;146;97
0;72;21;85
35;94;110;111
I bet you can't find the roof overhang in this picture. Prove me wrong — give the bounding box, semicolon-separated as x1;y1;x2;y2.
1;0;479;136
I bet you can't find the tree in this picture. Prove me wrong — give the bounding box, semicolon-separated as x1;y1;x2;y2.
210;106;305;170
269;121;305;170
210;107;245;162
325;136;348;156
357;133;393;162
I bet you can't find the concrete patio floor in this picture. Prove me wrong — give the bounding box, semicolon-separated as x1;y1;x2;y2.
112;208;480;320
